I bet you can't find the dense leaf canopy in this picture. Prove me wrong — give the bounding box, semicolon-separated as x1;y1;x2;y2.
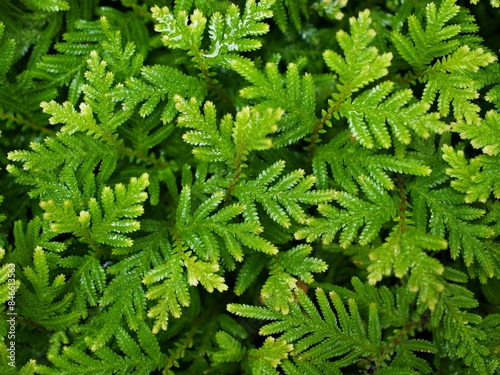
0;0;499;374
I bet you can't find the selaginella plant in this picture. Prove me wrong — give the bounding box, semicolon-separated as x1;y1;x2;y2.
0;0;500;373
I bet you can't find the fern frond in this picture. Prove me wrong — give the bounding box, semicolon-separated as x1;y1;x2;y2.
453;110;500;156
41;50;133;137
19;247;80;330
2;1;500;373
211;331;246;363
234;160;335;228
295;176;398;248
234;252;266;295
367;224;447;310
38;322;165;374
0;249;19;306
143;253;190;333
271;0;309;32
0;22;15;82
260;244;328;313
392;0;462;70
152;0;274;69
409;165;497;281
432;281;499;374
39;174;149;248
392;0;496;125
175;185;278;261
175;96;282;166
58;254;105;310
313;131;432;191
115;65;206;123
22;0;70;12
443;143;500;203
246;337;293;374
81;271;145;350
323;9;392;93
230;57;317;146
229;288;433;373
339;81;447;149
313;0;348;21
326;277;415;328
7;133;117;204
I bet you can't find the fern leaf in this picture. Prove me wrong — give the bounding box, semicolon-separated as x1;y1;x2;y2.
313;131;433;192
392;0;496;125
453;110;500;156
339;81;447;149
116;65;206;123
152;0;274;69
409;166;497;281
212;331;246;363
313;0;348;21
177;185;278;262
19;247;80;330
231;57;317;146
234;160;335;228
143;254;190;333
39;322;165;374
296;176;398;248
443;144;500;203
0;22;15;82
367;224;447;310
22;0;69;12
40;174;149;248
176;96;281;166
323;9;392;93
247;337;293;372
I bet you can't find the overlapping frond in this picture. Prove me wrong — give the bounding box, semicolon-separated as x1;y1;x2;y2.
1;1;499;374
323;9;392;93
230;57;317;146
392;0;496;125
368;224;447;310
234;160;335;228
271;0;309;32
228;287;436;373
18;247;80;330
152;0;274;69
39;174;149;248
295;176;398;248
37;322;165;374
175;96;282;166
409;168;497;281
313;131;432;191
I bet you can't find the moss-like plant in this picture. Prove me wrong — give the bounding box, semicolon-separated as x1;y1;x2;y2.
1;0;500;374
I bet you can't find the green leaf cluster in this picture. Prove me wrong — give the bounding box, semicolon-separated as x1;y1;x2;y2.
0;0;500;374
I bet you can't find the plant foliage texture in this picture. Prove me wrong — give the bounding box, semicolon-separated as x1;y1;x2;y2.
1;0;500;374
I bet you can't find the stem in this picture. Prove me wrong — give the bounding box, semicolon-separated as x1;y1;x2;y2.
225;155;242;205
373;318;422;368
307;86;351;169
199;63;234;109
396;174;407;232
163;315;203;374
0;112;54;135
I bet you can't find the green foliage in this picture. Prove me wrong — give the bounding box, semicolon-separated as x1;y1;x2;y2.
152;0;274;69
0;23;15;83
227;286;437;374
1;0;500;374
231;57;317;146
391;0;496;125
